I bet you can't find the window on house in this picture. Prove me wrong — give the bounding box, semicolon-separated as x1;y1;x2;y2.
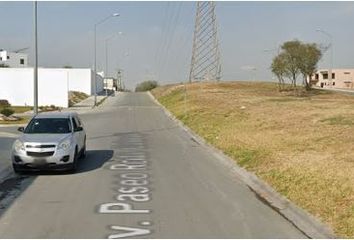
20;59;24;65
323;73;328;79
333;82;335;86
332;73;335;79
315;74;319;80
0;57;2;61
7;56;9;60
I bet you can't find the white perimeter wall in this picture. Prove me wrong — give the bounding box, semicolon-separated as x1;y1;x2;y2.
67;68;103;95
0;68;68;108
0;68;104;108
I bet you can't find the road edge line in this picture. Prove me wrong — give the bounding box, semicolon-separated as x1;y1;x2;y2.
148;91;336;239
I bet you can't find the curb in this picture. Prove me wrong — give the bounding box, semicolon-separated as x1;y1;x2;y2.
0;123;27;128
148;91;336;239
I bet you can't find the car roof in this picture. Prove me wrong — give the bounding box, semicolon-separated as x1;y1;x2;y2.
34;112;78;119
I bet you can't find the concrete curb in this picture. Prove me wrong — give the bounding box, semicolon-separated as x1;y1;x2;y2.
0;123;27;128
148;91;336;239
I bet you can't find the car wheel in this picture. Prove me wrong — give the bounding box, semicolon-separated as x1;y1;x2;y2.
70;147;79;173
13;164;23;174
80;140;86;159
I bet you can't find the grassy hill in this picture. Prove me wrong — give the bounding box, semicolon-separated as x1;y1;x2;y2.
152;81;354;238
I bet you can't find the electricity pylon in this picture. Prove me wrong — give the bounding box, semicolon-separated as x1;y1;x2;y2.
189;1;221;83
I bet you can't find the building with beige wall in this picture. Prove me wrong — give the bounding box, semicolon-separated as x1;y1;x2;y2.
310;69;354;89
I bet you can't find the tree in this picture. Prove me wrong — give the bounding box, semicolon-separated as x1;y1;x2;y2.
1;108;14;117
298;43;322;90
135;81;158;92
271;40;322;91
271;53;288;90
280;40;302;87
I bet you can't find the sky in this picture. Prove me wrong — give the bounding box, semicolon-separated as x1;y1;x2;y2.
1;1;354;89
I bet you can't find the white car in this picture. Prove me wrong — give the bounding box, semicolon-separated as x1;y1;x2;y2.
11;112;86;173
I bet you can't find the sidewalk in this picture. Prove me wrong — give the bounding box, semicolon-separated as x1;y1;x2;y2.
313;86;354;95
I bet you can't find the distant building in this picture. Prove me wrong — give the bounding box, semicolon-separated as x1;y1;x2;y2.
104;77;117;91
0;50;28;68
310;69;354;89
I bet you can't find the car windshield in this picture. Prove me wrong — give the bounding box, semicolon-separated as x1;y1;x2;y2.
24;118;72;134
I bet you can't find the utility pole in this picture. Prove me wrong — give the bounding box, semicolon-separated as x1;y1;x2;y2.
316;29;333;87
189;1;221;83
93;13;119;107
117;69;123;91
33;1;38;115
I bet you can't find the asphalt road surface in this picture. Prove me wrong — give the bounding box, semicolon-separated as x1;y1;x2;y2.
0;93;306;238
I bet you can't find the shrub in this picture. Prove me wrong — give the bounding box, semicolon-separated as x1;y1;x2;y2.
0;100;10;107
135;81;158;92
1;108;14;117
0;63;9;68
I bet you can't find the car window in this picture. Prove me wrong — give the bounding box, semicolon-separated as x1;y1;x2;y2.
72;117;78;129
25;118;72;134
76;117;82;127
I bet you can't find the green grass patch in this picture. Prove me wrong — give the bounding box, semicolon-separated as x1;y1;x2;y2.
225;147;266;169
320;115;354;126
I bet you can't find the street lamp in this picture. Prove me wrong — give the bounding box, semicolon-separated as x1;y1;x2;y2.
316;28;333;87
115;52;129;91
263;48;279;55
105;32;123;77
93;13;119;106
33;2;38;115
264;47;280;82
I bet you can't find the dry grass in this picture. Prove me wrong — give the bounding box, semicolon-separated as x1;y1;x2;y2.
0;106;32;114
152;81;354;238
68;91;89;107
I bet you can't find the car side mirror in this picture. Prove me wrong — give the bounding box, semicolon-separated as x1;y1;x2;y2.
74;126;83;132
18;127;24;132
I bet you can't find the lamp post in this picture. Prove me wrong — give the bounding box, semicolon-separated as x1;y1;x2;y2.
33;1;38;115
316;28;333;87
93;13;119;106
264;47;280;82
104;32;122;96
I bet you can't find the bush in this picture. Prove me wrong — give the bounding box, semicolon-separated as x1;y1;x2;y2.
0;100;10;107
1;108;14;117
135;81;158;92
0;63;9;68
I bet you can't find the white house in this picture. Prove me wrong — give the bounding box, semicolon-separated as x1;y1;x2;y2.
0;68;104;108
0;50;28;68
310;69;354;89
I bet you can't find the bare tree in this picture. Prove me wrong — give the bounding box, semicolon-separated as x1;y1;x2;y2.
271;40;322;91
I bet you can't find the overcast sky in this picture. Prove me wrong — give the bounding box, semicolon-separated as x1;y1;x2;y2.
1;1;354;89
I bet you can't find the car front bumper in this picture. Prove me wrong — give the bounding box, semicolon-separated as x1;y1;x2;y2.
12;147;75;171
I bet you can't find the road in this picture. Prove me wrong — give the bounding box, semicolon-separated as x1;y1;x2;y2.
0;92;306;238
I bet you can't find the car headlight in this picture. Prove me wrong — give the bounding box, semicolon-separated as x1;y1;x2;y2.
58;139;72;151
14;140;25;152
